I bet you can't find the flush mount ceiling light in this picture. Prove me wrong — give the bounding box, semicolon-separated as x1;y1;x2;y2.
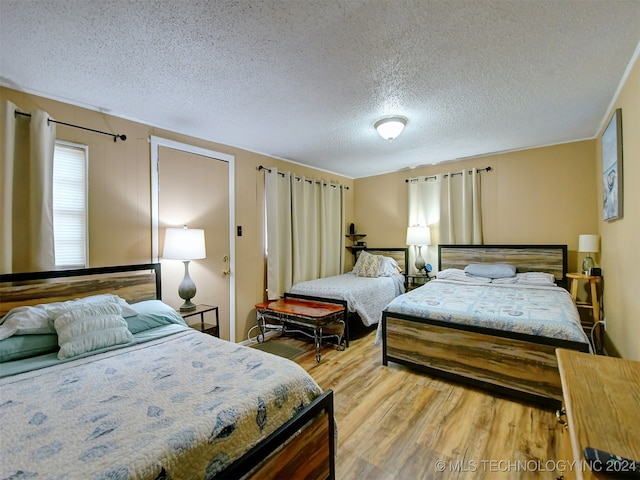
374;116;408;141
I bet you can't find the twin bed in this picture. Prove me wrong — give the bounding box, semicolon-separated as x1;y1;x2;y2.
0;264;335;480
290;248;408;331
382;244;591;408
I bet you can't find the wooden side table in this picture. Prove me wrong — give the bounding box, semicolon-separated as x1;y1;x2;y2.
566;273;602;352
556;349;640;480
178;304;219;337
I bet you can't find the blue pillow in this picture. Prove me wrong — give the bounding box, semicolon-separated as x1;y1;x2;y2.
0;334;59;363
126;300;187;334
464;263;516;279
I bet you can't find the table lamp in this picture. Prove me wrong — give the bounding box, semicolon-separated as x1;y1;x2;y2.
406;226;431;273
163;226;206;311
578;234;599;274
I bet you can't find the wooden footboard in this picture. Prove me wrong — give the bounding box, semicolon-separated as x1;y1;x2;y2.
224;389;335;480
382;313;589;408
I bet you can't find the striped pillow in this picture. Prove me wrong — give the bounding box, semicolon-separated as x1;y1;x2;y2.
53;301;133;359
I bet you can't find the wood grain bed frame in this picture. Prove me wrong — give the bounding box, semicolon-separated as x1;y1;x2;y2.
0;263;335;480
382;245;590;409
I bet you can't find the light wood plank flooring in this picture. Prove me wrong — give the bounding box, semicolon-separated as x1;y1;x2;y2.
266;327;562;479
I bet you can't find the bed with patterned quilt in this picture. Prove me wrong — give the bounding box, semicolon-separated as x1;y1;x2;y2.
382;244;591;408
290;248;407;329
0;264;335;480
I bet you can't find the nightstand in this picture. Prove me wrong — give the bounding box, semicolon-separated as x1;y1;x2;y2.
406;274;430;291
566;273;602;353
178;304;219;337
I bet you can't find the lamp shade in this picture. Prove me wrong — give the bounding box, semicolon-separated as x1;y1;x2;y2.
578;234;599;253
375;116;407;141
406;226;431;246
163;227;206;260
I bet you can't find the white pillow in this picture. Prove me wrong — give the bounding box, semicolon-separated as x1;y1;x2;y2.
0;305;53;340
44;294;139;318
490;276;518;284
53;301;133;359
378;256;402;277
0;294;138;341
516;272;557;285
435;268;491;283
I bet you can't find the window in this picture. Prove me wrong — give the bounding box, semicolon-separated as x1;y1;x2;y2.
53;141;88;268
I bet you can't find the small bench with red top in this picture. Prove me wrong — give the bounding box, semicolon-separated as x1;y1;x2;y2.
255;293;347;363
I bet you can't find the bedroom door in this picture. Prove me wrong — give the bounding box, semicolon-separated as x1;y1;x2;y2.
151;138;236;341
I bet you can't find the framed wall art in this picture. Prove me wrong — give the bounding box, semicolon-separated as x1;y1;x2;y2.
602;108;623;221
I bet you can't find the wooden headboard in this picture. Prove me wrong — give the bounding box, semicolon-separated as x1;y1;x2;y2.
438;244;568;288
361;247;409;274
0;263;161;317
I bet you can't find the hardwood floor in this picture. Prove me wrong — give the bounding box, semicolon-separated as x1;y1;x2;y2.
269;327;562;479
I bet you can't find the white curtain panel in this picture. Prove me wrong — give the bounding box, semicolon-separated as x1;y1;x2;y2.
291;175;320;284
0;100;17;273
0;101;56;273
408;168;483;272
442;167;482;244
408;175;441;273
265;168;345;299
319;182;345;278
265;168;293;299
29;110;56;270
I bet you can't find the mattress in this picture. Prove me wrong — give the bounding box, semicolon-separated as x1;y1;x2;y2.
384;279;590;345
290;271;404;326
0;326;323;479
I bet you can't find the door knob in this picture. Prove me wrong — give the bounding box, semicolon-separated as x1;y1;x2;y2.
222;268;231;276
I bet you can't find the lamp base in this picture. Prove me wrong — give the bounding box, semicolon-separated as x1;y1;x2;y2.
179;301;197;312
582;255;595;275
178;260;197;311
414;245;426;272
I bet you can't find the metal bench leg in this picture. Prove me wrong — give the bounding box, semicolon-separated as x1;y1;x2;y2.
256;311;266;343
314;326;323;363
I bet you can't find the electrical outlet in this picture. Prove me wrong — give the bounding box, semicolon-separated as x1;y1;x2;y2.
602;317;607;331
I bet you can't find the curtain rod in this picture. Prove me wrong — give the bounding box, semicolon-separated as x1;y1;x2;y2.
14;110;127;142
405;166;492;182
258;165;349;190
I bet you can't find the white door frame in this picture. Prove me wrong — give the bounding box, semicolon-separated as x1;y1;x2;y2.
150;136;237;342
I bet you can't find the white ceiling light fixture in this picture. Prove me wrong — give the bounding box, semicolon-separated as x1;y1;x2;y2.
375;116;408;141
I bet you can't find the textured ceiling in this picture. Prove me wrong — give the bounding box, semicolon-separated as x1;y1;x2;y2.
1;0;639;179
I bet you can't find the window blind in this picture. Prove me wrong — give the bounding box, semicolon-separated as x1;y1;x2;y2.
53;141;88;268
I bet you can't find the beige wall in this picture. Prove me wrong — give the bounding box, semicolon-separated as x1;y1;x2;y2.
1;87;354;342
354;140;598;271
596;54;640;361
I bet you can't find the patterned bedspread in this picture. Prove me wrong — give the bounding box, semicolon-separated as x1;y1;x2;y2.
0;328;323;479
290;272;405;326
384;280;590;345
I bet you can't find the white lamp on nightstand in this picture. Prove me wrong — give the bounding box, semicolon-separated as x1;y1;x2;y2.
578;234;599;274
163;226;206;311
406;226;431;273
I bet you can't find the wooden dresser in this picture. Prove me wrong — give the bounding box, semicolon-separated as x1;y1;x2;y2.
556;349;640;480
